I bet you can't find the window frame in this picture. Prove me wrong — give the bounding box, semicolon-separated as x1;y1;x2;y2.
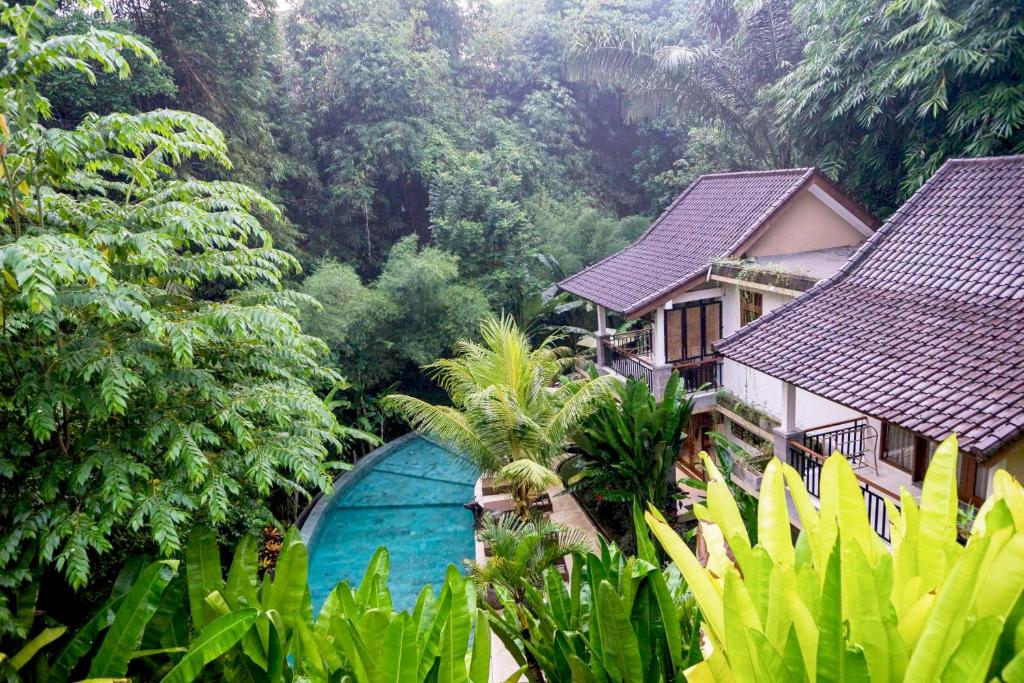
665;298;722;363
739;289;763;327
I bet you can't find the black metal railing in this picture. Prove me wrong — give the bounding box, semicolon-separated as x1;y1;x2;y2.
678;358;722;392
803;418;876;468
604;339;654;388
787;440;898;543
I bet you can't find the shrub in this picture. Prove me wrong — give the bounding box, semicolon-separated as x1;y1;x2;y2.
645;435;1024;682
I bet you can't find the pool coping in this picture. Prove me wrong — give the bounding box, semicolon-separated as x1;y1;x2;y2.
300;431;421;546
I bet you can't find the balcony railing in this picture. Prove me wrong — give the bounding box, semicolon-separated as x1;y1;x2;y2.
677;357;722;392
603;338;654;388
803;417;877;468
787;440;899;543
601;328;722;393
605;327;653;358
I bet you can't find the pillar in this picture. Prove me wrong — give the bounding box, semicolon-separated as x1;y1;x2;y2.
653;307;667;367
595;304;608;368
781;381;797;433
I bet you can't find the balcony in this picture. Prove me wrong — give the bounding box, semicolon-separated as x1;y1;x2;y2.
786;418;899;542
600;327;722;394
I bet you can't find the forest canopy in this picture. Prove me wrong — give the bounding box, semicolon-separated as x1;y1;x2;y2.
1;0;1022;641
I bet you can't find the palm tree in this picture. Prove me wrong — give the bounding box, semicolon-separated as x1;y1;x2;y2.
566;0;801;168
467;514;591;683
386;315;615;519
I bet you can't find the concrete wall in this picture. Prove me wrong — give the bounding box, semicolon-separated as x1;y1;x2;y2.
720;282;863;430
745;187;866;258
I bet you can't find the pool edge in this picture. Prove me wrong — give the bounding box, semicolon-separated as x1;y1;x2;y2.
299;431;422;546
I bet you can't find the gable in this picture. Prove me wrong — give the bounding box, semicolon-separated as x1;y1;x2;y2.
743;182;872;258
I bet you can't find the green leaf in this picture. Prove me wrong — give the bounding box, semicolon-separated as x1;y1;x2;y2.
159;609;258;683
595;580;643;681
88;560;179;678
9;626;66;671
186;527;223;629
379;612;418;683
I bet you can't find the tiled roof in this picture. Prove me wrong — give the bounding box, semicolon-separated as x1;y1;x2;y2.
558;168;818;315
717;155;1024;459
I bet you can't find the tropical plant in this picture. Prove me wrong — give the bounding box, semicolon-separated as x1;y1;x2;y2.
468;514;590;682
0;0;359;634
566;0;802;168
386;315;616;520
2;527;494;682
570;371;695;517
769;0;1024;214
487;505;702;683
645;434;1024;681
678;432;760;545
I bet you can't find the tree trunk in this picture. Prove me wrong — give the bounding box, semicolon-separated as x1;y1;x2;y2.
515;595;546;682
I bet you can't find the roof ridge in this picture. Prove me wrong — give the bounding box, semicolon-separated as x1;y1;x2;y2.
694;167;816;179
942;154;1024;167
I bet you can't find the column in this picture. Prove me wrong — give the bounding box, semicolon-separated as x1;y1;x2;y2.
595;305;608;368
653;307;667;366
781;381;797;433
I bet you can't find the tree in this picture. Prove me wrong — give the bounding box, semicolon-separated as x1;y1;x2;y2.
646;434;1024;681
386;316;616;519
299;236;492;391
570;372;695;517
0;0;348;634
566;0;803;169
768;0;1024;215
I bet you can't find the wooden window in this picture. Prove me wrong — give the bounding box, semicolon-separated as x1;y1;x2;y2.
703;301;721;356
960;458;989;507
665;299;722;363
666;308;683;361
740;289;762;327
685;305;702;358
882;421;985;505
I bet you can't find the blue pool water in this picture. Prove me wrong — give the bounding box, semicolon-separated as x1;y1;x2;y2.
305;435;477;610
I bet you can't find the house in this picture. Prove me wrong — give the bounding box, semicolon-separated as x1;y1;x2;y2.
717;155;1024;539
558;167;878;467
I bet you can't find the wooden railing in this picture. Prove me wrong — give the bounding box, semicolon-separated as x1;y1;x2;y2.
605;327;653;358
603;338;654;388
787;440;899;543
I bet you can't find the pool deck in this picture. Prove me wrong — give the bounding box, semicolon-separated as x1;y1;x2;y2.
475;479;602;683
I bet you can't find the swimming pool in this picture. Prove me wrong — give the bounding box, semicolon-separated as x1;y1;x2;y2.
302;434;477;610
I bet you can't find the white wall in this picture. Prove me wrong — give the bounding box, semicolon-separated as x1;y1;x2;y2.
720;282;861;430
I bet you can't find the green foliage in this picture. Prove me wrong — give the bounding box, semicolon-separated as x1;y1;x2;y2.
770;0;1024;214
489;506;702;683
570;372;695;515
300;236;491;391
38;12;176;127
534;200;648;277
646;434;1024;681
468;514;590;599
3;529;492;682
0;0;350;633
567;0;802;169
387;315;617;519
